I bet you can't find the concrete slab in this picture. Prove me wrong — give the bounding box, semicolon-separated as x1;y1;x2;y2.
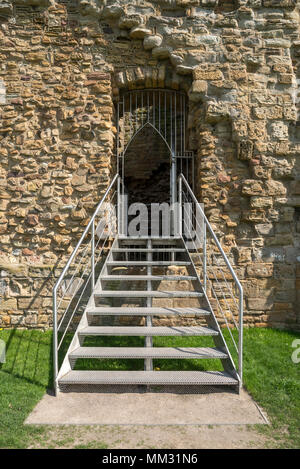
25;387;268;426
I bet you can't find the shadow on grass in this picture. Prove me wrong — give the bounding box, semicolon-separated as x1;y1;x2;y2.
0;329;53;389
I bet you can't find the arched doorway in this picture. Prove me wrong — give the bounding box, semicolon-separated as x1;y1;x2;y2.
116;89;193;236
124;122;171;206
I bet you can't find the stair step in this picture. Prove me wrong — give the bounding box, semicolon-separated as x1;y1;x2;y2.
94;290;203;298
112;248;185;253
69;347;227;360
87;307;210;316
100;275;197;281
79;325;218;337
59;370;238;386
107;261;190;266
119;237;181;242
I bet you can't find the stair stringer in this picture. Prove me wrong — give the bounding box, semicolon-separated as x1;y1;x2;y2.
180;238;240;389
56;237;120;390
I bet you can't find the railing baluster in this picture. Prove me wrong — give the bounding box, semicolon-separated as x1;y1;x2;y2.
203;222;207;293
91;219;95;294
178;175;182;237
53;289;58;394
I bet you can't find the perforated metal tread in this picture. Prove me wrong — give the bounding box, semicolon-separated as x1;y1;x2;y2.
107;261;190;266
118;237;181;242
112;248;185;253
78;325;218;337
86;307;211;316
70;347;227;359
100;275;197;281
94;290;203;298
59;370;238;386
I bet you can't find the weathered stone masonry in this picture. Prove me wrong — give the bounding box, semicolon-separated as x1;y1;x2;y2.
0;0;299;330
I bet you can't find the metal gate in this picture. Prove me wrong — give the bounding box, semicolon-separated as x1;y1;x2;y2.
116;89;194;236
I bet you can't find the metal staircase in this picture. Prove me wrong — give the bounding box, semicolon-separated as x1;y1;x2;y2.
53;174;243;394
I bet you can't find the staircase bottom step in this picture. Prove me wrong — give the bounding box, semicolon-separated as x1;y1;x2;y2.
58;370;238;386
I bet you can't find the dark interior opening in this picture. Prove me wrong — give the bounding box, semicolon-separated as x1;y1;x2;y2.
124;123;171;207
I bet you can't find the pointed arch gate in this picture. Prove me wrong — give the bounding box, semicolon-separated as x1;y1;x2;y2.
116;89;194;236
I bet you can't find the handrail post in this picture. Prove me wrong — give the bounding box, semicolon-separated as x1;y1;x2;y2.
91;219;95;294
238;288;243;388
203;222;207;293
117;176;121;236
53;288;58;395
178;175;182;237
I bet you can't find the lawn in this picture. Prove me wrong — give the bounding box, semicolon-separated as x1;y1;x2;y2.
0;327;299;448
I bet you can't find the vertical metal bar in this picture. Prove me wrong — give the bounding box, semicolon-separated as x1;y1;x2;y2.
147;91;149;122
164;91;167;140
187;154;189;184
129;92;132;140
122;178;127;238
122;94;125;163
171;98;176;226
183;94;186;151
174;92;177;156
135;91;138;133
117;101;120;168
203;222;207;293
91;220;95;293
145;239;153;371
53;290;58;395
171;159;176;208
181;94;183;155
192;154;195;192
159;90;161;134
239;290;243;389
117;176;121;236
178;175;182;237
122;151;124;195
153;90;155;127
190;153;195;192
170;91;172;152
141;91;144;127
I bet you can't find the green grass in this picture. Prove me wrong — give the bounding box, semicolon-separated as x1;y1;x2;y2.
238;328;300;449
0;329;52;448
0;327;299;448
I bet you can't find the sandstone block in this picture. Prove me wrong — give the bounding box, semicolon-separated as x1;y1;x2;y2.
242;180;263;196
255;224;274;236
247;263;273;277
188;80;207;102
248;297;273;310
193;65;224;81
0;298;17;310
143;35;162;50
250;197;273;208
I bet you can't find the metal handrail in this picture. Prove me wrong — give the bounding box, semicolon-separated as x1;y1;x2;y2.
178;173;243;384
53;174;119;389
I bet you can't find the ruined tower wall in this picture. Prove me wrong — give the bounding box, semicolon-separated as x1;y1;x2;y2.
0;0;299;330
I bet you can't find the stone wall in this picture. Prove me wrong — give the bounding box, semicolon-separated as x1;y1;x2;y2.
0;0;299;330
